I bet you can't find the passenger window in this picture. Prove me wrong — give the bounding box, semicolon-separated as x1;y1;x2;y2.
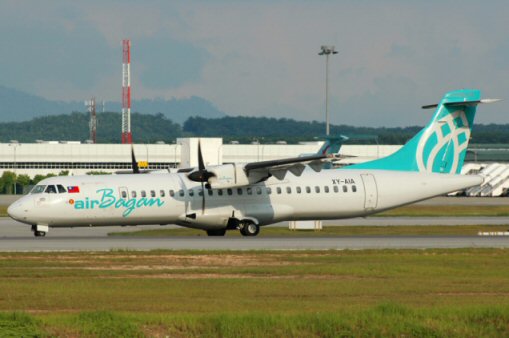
45;185;57;194
227;188;233;196
343;186;347;193
286;187;292;194
266;187;272;195
333;186;339;193
247;187;253;195
150;190;156;198
57;185;67;193
218;189;223;196
189;189;194;197
324;186;329;193
256;187;262;195
352;185;357;193
160;190;165;197
31;185;46;194
277;187;282;194
237;188;243;195
141;190;146;197
121;191;127;199
131;191;137;198
315;186;320;193
169;190;175;197
179;190;185;197
296;187;301;194
306;186;311;193
208;189;213;196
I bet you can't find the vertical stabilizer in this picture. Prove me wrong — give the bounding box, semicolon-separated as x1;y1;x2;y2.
347;89;483;174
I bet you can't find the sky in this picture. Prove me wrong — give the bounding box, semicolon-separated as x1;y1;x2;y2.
1;0;508;127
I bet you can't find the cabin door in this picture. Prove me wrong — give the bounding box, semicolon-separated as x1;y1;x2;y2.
361;174;378;210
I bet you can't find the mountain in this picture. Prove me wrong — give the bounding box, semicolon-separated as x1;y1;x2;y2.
0;85;225;124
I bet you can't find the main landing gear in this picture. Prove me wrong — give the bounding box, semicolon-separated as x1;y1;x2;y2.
239;221;260;237
206;229;227;236
204;220;260;237
32;225;48;237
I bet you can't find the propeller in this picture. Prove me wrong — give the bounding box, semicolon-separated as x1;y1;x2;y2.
131;145;140;174
187;141;215;182
186;141;214;214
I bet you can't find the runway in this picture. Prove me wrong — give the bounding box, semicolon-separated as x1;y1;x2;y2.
1;217;509;251
1;235;508;251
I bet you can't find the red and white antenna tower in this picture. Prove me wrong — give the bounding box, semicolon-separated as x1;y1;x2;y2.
121;39;132;144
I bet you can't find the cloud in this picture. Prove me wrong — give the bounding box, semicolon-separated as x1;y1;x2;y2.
136;34;210;89
0;1;508;126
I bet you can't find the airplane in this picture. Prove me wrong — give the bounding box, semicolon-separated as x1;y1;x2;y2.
7;89;496;237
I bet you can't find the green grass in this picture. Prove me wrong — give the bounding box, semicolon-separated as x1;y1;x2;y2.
5;306;509;337
377;204;509;217
0;206;7;217
1;249;509;336
109;224;509;237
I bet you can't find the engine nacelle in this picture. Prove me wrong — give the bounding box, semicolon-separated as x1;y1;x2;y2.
207;164;267;189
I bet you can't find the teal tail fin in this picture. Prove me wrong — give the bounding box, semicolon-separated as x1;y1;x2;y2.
318;135;348;155
347;89;487;174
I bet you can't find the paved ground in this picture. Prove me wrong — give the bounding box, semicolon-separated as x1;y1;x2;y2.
1;217;509;251
1;235;508;251
2;217;509;239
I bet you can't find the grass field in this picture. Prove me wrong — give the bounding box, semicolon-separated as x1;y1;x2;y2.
0;206;7;217
109;224;509;237
1;249;509;336
378;204;509;217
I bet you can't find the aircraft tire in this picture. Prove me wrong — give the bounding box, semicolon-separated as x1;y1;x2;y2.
34;231;46;237
240;222;260;237
206;229;226;236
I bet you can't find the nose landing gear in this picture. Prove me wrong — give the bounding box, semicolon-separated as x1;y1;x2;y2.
31;225;48;237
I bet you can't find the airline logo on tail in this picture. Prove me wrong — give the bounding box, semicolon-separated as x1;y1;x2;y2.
416;109;470;173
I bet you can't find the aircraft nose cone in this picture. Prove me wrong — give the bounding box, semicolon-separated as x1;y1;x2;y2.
7;200;26;222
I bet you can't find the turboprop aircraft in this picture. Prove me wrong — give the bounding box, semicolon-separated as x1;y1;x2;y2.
7;89;496;237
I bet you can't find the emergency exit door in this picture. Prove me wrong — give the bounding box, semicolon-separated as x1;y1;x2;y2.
361;174;378;210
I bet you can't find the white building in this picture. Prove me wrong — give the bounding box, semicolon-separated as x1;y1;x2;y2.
0;138;399;177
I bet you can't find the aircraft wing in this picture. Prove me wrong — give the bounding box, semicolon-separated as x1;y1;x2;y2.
244;154;328;180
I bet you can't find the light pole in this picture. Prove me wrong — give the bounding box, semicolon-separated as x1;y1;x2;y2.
318;45;338;136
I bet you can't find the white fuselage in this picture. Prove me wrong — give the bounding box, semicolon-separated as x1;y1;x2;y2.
8;168;482;231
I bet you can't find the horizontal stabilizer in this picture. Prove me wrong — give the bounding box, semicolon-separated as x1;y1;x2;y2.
422;98;501;109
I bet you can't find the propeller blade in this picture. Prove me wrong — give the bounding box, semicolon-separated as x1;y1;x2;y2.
187;139;215;182
131;146;140;174
197;140;205;170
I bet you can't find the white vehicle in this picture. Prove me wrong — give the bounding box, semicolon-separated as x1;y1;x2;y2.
8;89;494;237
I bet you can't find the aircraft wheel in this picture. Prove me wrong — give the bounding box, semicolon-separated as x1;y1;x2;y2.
240;222;259;237
206;229;226;236
34;231;46;237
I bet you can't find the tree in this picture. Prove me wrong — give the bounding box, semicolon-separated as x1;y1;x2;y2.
0;171;17;194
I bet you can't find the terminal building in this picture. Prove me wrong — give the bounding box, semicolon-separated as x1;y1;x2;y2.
1;139;509;196
0;138;400;177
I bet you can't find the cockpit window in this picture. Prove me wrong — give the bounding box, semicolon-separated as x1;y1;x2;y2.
45;185;57;194
31;185;46;194
57;185;67;193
